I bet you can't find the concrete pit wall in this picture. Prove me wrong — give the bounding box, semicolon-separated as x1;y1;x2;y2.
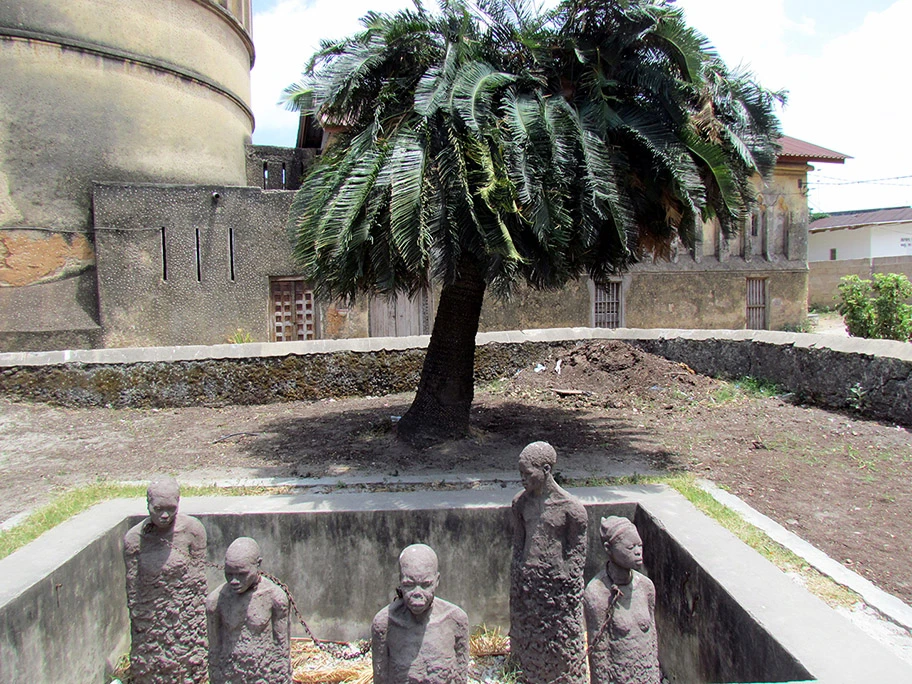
0;329;910;427
1;487;852;684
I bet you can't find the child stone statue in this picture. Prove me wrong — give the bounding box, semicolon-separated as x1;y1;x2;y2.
123;477;208;684
510;441;588;684
583;516;660;684
371;543;469;684
206;537;292;684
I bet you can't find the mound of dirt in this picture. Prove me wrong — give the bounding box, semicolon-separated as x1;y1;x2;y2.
506;340;721;408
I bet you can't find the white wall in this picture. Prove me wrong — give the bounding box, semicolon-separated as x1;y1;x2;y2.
808;226;872;262
871;222;912;258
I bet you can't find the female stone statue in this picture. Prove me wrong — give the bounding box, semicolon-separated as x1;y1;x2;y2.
583;516;660;684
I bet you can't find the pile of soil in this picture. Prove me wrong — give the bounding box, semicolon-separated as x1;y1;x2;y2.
507;340;719;407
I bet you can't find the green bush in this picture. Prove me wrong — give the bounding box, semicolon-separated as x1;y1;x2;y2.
837;273;912;341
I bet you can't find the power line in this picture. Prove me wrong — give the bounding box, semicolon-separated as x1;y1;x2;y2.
806;174;912;186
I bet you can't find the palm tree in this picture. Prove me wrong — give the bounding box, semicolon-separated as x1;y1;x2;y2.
284;0;783;445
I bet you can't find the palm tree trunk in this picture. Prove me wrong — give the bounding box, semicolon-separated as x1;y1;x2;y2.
396;259;487;445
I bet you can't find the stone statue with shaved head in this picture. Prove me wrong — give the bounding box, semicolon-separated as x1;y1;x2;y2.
123;477;208;684
371;543;469;684
510;441;588;684
206;537;292;684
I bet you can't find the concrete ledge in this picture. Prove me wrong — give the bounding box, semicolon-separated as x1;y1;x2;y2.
697;480;912;633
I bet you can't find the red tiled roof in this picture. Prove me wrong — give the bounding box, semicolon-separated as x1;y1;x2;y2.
777;136;850;163
809;206;912;231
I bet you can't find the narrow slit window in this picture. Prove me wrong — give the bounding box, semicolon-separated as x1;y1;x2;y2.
262;161;268;189
281;162;287;189
160;227;168;281
229;227;236;281
830;248;837;261
195;228;202;282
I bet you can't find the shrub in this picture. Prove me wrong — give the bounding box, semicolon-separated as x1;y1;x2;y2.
837;273;912;341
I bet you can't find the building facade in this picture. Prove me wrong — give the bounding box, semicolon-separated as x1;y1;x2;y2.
807;207;912;308
0;2;849;350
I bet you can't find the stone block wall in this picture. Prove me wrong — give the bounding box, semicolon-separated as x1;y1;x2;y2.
0;329;909;427
809;255;912;309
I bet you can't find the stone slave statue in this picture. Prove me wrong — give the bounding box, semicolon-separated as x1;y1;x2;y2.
207;537;292;684
510;441;588;684
371;543;469;684
123;477;208;684
583;516;660;684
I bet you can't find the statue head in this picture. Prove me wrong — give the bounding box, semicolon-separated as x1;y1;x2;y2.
398;544;439;618
518;441;557;494
224;537;262;595
146;477;180;530
599;516;643;571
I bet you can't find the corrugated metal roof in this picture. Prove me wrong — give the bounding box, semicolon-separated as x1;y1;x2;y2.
809;206;912;231
777;135;850;163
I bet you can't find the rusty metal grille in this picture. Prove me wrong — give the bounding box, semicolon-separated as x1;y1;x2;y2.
271;279;315;341
594;281;622;329
746;277;768;330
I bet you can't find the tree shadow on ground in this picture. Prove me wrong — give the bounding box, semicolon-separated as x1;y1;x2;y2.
235;394;675;478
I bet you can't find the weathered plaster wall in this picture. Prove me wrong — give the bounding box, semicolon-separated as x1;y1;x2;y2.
479;280;591;332
0;231;94;287
93;183;299;348
808;255;912;309
625;268;808;330
1;329;909;427
0;0;254;346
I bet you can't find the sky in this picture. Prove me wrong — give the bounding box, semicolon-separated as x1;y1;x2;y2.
249;0;912;214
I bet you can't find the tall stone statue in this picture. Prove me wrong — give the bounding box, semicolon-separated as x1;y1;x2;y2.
510;441;588;684
371;543;469;684
583;516;660;684
206;537;292;684
123;477;208;684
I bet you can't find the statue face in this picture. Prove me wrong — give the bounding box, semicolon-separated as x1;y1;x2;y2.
399;564;439;617
519;459;547;494
607;527;644;571
224;556;259;595
147;491;179;530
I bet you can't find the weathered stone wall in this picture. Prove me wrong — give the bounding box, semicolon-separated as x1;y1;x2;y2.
624;268;808;330
809;255;912;309
1;329;909;426
0;0;255;348
245;145;315;191
93;183;299;348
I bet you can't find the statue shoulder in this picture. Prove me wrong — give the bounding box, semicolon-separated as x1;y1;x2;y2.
433;598;468;628
634;570;656;594
262;577;289;609
177;513;206;537
123;519;148;552
206;584;227;613
371;603;392;635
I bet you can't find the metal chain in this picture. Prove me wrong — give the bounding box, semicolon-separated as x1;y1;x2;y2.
139;524;369;660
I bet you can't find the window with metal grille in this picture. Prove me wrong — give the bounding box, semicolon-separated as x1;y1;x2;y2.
270;278;317;341
746;277;768;330
593;281;623;329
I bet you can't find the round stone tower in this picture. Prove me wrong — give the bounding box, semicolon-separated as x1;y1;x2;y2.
0;0;254;349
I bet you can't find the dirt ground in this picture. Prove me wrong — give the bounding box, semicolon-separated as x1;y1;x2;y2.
2;338;910;607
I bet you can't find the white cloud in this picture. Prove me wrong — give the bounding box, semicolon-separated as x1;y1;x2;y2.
250;0;912;211
251;0;415;145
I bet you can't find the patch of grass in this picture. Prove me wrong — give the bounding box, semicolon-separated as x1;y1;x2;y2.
0;482;293;561
565;473;859;608
709;376;784;405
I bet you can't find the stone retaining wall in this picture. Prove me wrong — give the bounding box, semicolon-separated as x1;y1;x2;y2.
1;328;910;426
